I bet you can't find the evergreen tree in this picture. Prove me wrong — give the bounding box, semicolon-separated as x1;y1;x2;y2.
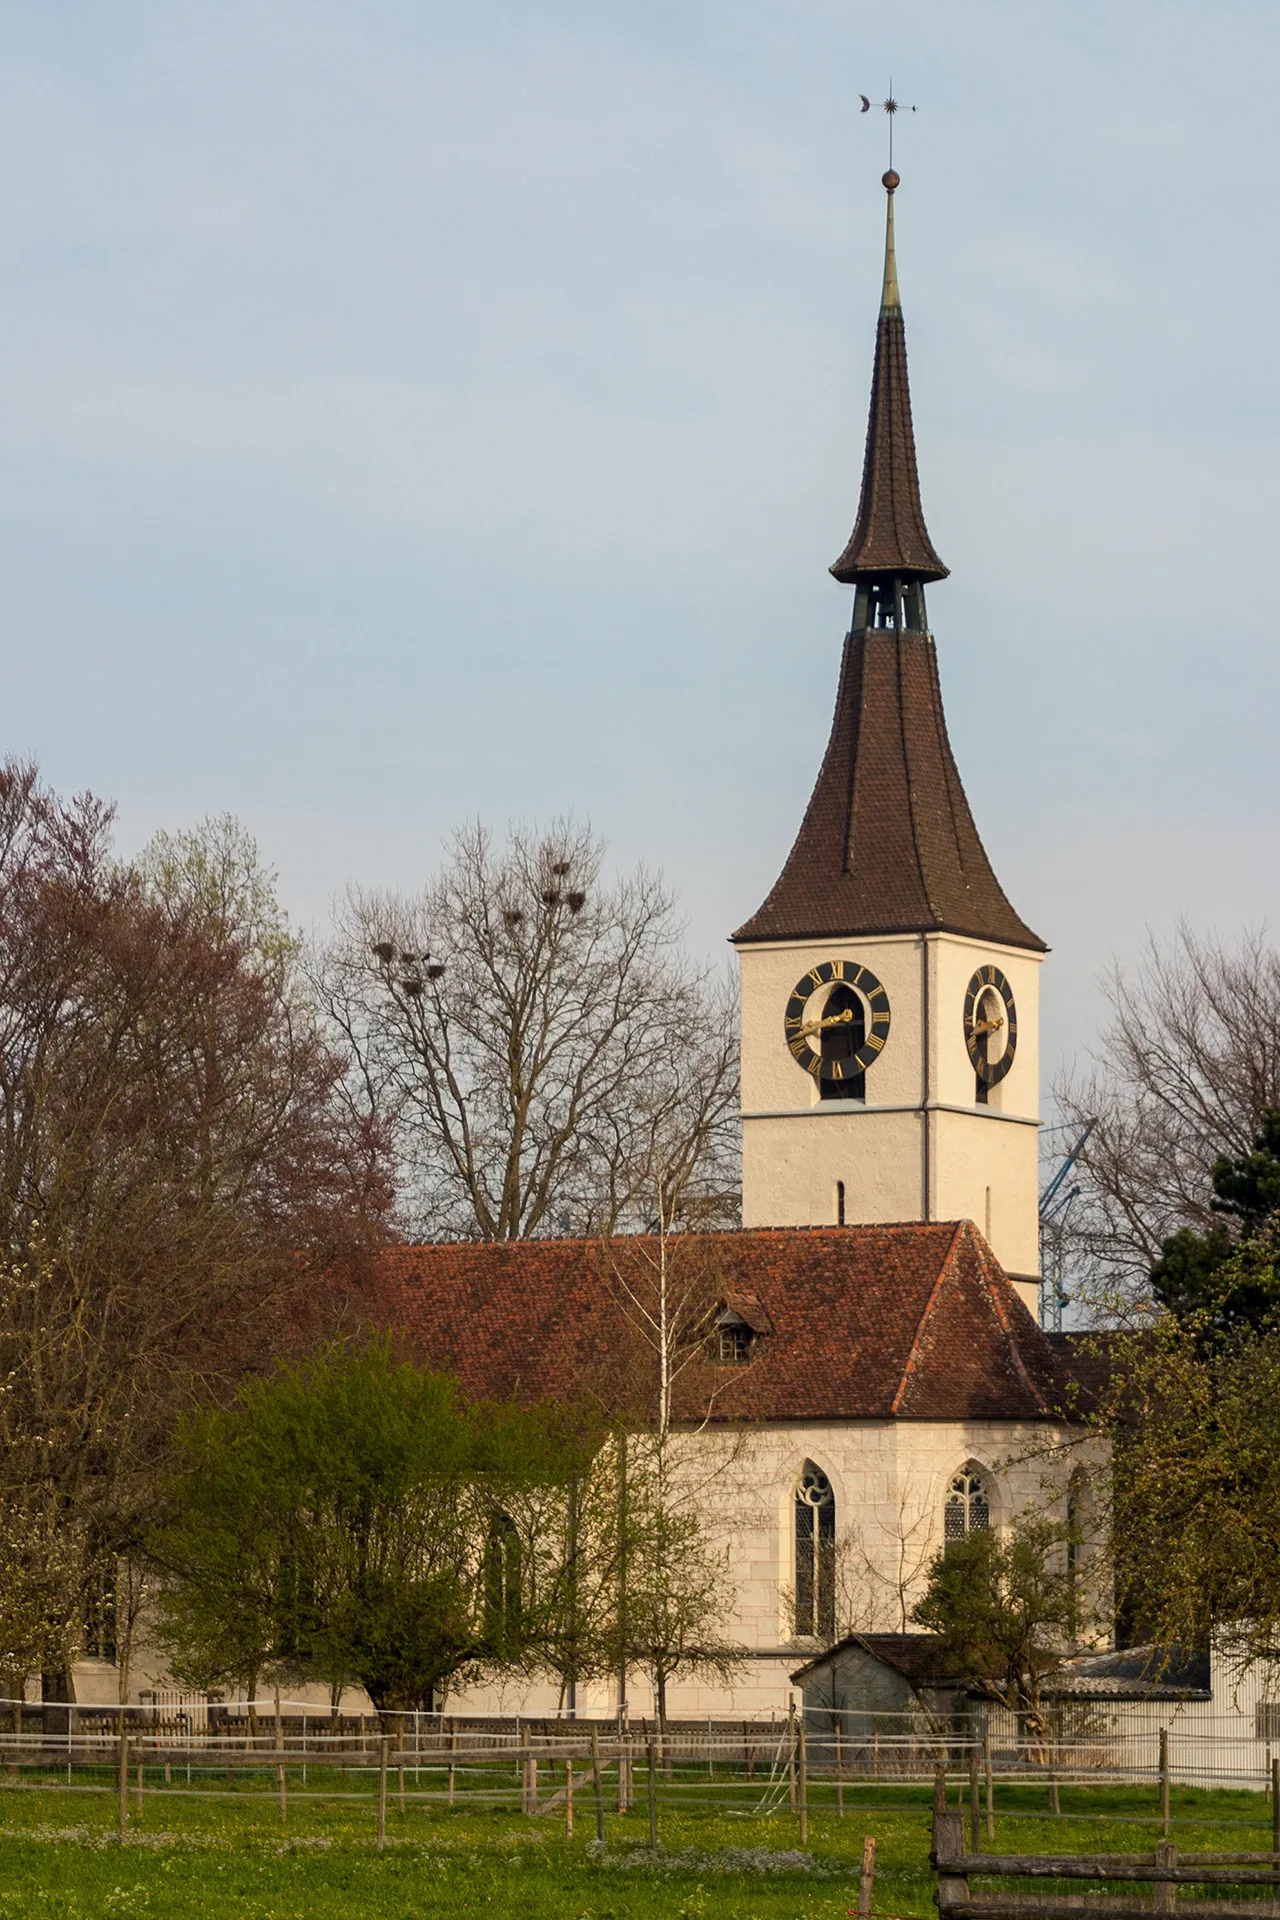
1150;1109;1280;1330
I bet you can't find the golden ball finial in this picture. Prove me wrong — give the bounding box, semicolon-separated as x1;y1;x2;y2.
882;169;900;191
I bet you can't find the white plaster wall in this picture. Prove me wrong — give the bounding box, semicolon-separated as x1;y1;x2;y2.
739;934;926;1116
79;1416;1089;1722
742;1108;924;1229
738;931;1042;1300
446;1416;1085;1722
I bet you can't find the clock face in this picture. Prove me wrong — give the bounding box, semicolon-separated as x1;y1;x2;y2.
964;964;1017;1087
783;960;891;1081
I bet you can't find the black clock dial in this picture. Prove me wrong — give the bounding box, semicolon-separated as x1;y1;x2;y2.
963;964;1017;1087
783;960;891;1081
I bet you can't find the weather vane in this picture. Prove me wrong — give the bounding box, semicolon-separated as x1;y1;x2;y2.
859;81;916;171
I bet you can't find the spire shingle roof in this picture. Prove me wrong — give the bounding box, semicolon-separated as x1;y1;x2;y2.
830;173;948;586
734;174;1043;953
732;627;1045;948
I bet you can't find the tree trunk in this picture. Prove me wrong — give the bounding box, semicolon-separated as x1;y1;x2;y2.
41;1667;73;1740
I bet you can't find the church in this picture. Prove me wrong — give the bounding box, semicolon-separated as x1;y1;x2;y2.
63;168;1092;1724
362;167;1090;1721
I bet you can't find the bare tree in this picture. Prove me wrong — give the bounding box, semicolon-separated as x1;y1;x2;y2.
839;1480;938;1638
776;1476;937;1645
315;820;739;1241
1055;924;1280;1318
582;1209;758;1723
594;1189;735;1440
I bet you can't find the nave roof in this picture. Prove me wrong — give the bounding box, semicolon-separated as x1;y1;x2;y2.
364;1221;1085;1426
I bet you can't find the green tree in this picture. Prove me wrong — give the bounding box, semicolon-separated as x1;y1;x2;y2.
1097;1308;1280;1670
620;1446;745;1731
150;1342;587;1716
1151;1111;1280;1330
504;1424;747;1725
911;1518;1081;1749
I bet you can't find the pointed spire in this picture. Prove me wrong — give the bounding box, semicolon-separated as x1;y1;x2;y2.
733;168;1041;954
830;171;948;587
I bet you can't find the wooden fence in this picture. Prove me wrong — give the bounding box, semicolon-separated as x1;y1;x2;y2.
933;1805;1280;1919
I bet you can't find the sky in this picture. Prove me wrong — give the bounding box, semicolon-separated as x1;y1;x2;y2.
2;0;1279;1118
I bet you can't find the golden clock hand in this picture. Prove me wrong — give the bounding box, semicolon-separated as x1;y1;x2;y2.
971;1016;1004;1035
795;1008;855;1041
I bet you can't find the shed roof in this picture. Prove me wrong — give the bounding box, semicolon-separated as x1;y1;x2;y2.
791;1632;969;1690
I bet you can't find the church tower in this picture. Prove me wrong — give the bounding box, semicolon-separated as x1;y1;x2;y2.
733;171;1045;1314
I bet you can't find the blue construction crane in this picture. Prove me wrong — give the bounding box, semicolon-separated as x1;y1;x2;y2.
1040;1120;1094;1223
1038;1121;1095;1329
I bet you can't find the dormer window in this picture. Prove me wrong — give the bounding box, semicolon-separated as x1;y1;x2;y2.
714;1294;771;1365
718;1321;753;1364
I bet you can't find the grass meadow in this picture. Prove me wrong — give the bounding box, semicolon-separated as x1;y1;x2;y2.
0;1762;1273;1919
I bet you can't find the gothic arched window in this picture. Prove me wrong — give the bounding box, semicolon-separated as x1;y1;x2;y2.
944;1470;991;1546
819;984;866;1102
795;1462;836;1639
483;1511;522;1652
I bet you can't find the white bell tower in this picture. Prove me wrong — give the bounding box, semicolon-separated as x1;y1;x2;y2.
732;171;1044;1316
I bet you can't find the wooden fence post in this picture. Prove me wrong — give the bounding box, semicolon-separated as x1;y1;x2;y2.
135;1752;144;1814
1047;1740;1060;1817
798;1720;808;1847
932;1807;968;1915
859;1834;877;1917
1160;1727;1170;1837
1273;1756;1280;1856
835;1721;845;1816
969;1746;980;1852
278;1747;287;1824
377;1736;389;1851
117;1731;129;1841
591;1725;605;1844
788;1705;797;1808
564;1756;574;1840
1154;1837;1177;1914
448;1722;457;1806
933;1761;947;1813
984;1727;995;1842
646;1737;658;1852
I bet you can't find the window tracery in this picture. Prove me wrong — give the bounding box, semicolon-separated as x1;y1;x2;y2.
944;1469;990;1545
794;1462;836;1639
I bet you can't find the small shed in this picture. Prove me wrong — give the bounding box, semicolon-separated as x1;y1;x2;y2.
791;1632;974;1738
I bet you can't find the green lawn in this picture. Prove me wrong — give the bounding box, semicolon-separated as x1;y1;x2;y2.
0;1768;1272;1919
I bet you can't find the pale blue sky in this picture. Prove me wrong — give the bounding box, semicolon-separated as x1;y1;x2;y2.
3;1;1277;1097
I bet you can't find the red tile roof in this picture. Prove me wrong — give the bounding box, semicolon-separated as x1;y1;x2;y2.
362;1222;1081;1425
